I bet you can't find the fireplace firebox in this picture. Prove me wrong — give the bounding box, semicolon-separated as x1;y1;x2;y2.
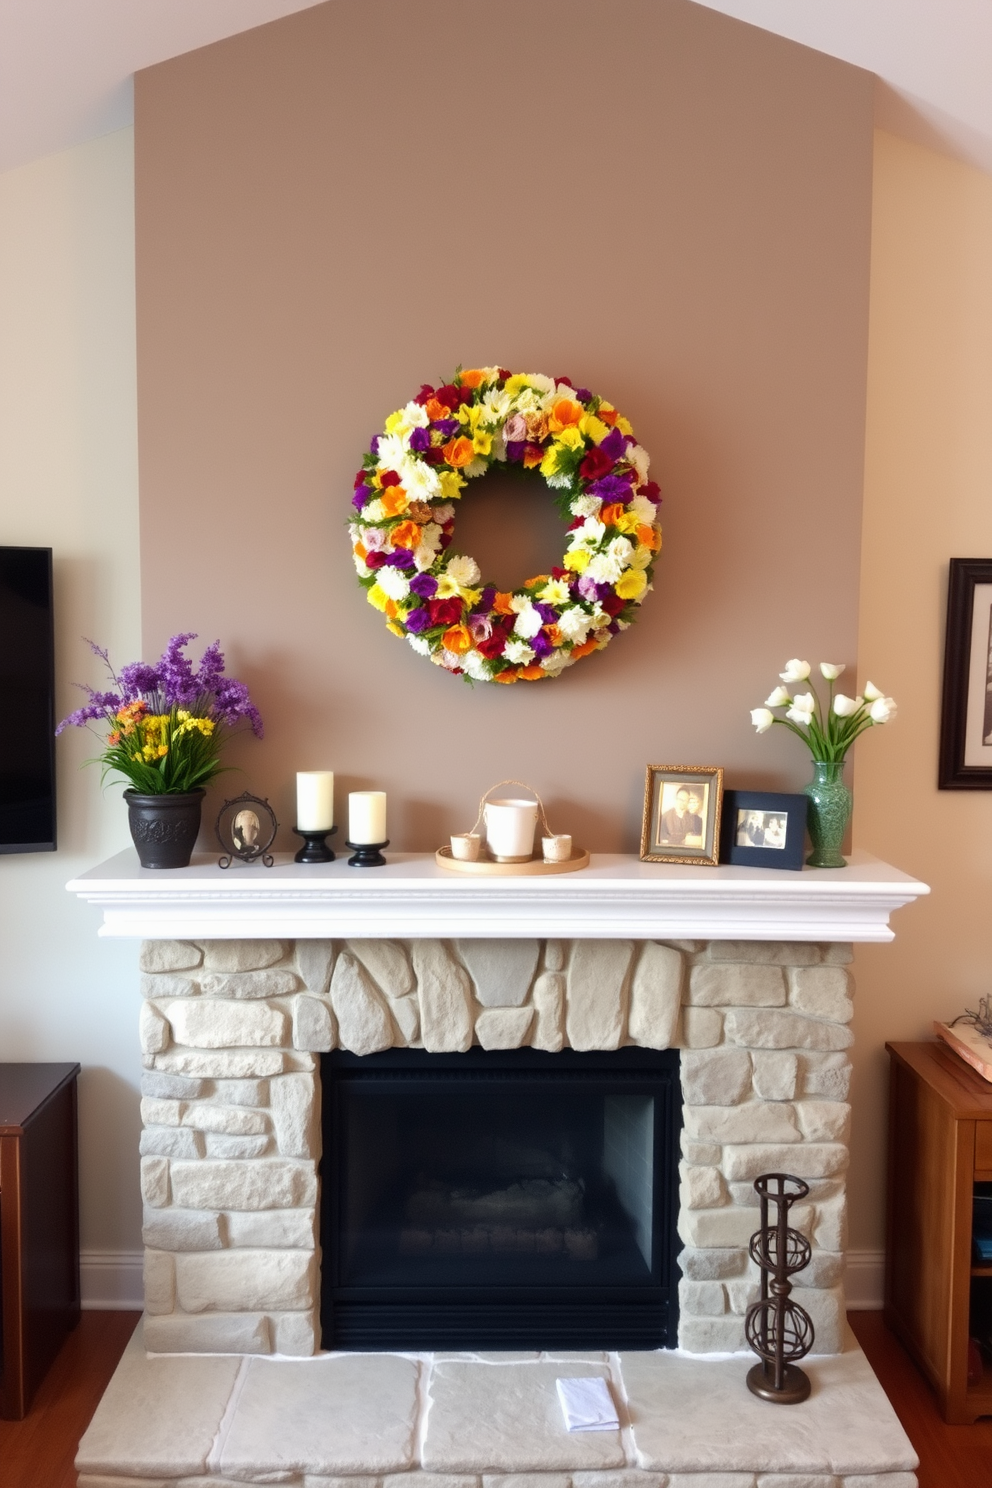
320;1046;682;1350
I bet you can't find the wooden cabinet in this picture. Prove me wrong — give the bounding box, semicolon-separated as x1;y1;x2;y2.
0;1062;80;1419
886;1040;992;1423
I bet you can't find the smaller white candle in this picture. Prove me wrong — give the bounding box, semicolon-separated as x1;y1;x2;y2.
349;790;387;844
296;771;334;831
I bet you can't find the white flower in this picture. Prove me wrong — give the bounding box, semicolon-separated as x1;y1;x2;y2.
557;606;594;644
363;498;387;522
523;373;556;396
568;517;606;551
538;578;571;605
513;604;544;639
751;708;775;734
764;686;791;707
832;693;863;717
375;567;410;601
461;650;492;681
512;387;541;413
413;543;436;572
869;695;897;724
629;546;652;570
541;649;572;674
399;456;441;501
628;493;658;523
626;443;650;484
407;634;431;656
820;661;845;680
481;388;512;421
863;680;885;701
786;704;815;727
503;639;536;665
570;494;603;519
607;535;634;564
384;401;429;442
464;457;488;479
780;658;811;683
375;433;408;469
585;552;625;584
792;691;816;712
445;553;481;587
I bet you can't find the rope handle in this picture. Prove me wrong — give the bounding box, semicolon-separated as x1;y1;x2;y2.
467;779;555;840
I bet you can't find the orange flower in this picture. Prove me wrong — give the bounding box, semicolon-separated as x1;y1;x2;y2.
385;598;398;619
600;502;626;528
494;669;519;683
522;443;544;469
545;624;563;646
570;638;600;660
459;369;485;389
390;520;422;551
598;403;619;426
353;542;368;561
519;664;546;681
493;592;516;616
108;730;121;745
524;574;549;588
380;486;409;518
548;397;583;432
637;523;661;550
442;436;476;468
442;624;472;655
425;397;449;422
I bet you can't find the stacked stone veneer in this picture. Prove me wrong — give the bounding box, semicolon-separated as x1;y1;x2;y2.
137;936;854;1357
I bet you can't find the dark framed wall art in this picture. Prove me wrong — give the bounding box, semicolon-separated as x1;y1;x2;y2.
939;558;992;788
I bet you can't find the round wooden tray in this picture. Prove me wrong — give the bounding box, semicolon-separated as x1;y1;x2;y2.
435;845;590;875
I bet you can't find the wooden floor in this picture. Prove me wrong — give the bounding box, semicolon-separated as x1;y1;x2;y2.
2;1310;991;1486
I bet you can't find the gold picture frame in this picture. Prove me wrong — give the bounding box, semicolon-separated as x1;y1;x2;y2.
640;765;724;865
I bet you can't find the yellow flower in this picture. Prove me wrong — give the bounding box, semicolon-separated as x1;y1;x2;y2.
367;583;390;612
613;510;640;535
580;414;610;444
615;568;647;600
617;415;633;435
538;578;571;605
472;429;493;457
555;427;584;451
564;549;590;573
386;620;405;636
438;469;466;501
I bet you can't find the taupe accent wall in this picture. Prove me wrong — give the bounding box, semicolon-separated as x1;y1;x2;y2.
135;0;873;852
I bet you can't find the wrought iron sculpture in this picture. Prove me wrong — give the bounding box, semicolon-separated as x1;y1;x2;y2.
744;1172;815;1403
215;792;277;868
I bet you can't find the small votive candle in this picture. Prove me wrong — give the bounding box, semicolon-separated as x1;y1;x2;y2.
296;771;334;831
349;790;387;844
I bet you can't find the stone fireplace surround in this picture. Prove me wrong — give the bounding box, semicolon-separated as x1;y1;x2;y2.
70;851;925;1488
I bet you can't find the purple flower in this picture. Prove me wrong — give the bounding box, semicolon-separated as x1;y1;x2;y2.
588;474;632;502
405;608;431;634
409;427;430;452
369;435;380;454
599;427;625;461
574;387;591;403
468;612;492;643
607;619;621;635
576;575;599;603
352;487;371;510
531;632;553;659
505;441;525;464
409;572;438;599
213;677;264;737
478;586;497;611
434;419;460;437
384;547;414;569
534;602;558;625
118;661;160;700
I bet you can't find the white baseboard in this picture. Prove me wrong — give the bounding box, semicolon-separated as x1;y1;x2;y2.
81;1249;144;1309
845;1248;885;1310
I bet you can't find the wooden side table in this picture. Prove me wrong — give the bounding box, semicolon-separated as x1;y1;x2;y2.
0;1062;81;1419
886;1039;992;1423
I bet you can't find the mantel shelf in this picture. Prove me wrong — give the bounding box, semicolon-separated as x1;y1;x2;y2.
66;848;928;942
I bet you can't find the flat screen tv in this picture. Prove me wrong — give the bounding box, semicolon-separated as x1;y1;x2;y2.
0;547;56;853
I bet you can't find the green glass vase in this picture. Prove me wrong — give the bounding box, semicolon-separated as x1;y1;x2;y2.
803;760;852;869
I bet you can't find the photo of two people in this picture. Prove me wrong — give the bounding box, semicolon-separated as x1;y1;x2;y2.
656;782;709;849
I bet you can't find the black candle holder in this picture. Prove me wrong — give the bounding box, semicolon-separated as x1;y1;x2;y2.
345;838;389;867
292;824;337;863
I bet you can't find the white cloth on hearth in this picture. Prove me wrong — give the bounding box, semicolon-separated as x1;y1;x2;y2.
555;1376;619;1432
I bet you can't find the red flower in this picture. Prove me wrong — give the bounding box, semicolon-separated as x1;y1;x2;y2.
439;532;453;550
353;468;368;488
379;470;401;488
602;592;626;617
428;597;463;627
638;480;661;502
414;384;435;405
365;551;386;570
476;630;508;659
435;385;461;410
498;368;513;381
551;566;569;580
422;446;445;465
554;375;573;388
579;447;614;482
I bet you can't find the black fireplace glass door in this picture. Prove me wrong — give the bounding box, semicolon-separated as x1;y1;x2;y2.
321;1047;681;1350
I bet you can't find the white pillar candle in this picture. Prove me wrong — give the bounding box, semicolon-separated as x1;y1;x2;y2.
349;790;387;844
296;771;334;831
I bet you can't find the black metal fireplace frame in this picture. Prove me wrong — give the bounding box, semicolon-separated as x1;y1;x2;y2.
319;1045;682;1351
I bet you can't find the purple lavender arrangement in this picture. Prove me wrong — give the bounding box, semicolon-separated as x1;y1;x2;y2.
57;634;263;795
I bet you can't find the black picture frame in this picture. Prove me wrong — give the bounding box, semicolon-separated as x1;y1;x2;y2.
939;558;992;788
720;790;807;871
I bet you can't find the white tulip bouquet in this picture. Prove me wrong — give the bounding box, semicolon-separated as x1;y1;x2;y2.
750;659;897;761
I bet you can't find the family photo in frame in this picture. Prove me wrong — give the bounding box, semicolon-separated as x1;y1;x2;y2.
640;765;723;865
720;790;808;871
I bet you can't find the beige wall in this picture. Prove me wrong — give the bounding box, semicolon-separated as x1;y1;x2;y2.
0;129;143;1283
134;0;874;852
849;131;992;1250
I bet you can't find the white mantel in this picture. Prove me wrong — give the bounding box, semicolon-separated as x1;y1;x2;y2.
67;848;927;941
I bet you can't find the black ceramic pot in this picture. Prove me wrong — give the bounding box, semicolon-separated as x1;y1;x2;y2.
124;788;205;869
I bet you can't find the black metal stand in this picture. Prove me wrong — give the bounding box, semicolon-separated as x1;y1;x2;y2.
345;838;389;867
293;824;337;863
744;1172;815;1404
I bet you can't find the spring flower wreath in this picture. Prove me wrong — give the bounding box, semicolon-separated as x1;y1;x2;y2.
349;368;662;682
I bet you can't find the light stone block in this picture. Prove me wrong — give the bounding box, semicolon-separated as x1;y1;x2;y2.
725;1280;759;1314
679;1317;746;1353
800;1054;852;1100
295;994;336;1051
667;1478;754;1488
690;964;787;1008
566;941;633;1051
722;1144;848;1182
219;1355;420;1476
297;939;335;996
678;1247;747;1280
678;1207;759;1249
476;1007;534;1049
227;1208;316;1248
212;1077;268;1106
141;1095;182;1127
170;1158;317;1211
141;973;195;999
681;1008;723;1048
307;1478;383;1488
153;1049;287;1078
483;1476;571;1488
795;1102;851;1143
139;1001;171;1054
626;941;684;1049
385;1476;481;1488
391;995;420;1044
821;943;854;965
750;1052;798;1101
350;939;416;998
801;1251;843;1289
78;1476;173;1488
423;1359;625;1472
140;1126;205;1159
201;940;286;972
685;1103;800;1144
175;1249;315;1313
571;1473;670;1488
813;1195;848;1252
681;1134;722;1165
201;967;300;998
204;1132;271;1158
144;1249;175;1314
681;1049;750;1106
756;1479;837;1488
459;940;541;1007
330;951;396;1055
531;971;565;1052
140;940;203;973
142;1207;223;1251
843;1478;916;1488
166;998;289;1050
790;1286;845;1353
788;967;854;1023
679;1163;727;1210
183;1102;269;1135
544;940;565;972
142;1311;271;1353
679;1279;726;1316
274;1310;318;1356
270;1071;318;1158
413;940;474;1053
706;940;821;966
724;1010;853;1052
141;1071;205;1100
141;1155;170;1207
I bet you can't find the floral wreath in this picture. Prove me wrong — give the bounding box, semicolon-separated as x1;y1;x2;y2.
348;368;662;683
